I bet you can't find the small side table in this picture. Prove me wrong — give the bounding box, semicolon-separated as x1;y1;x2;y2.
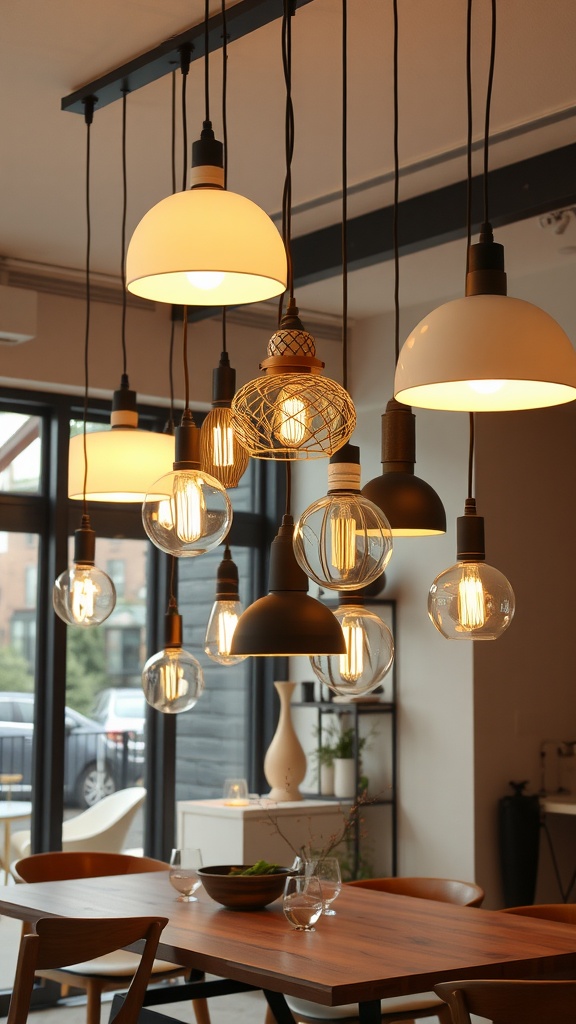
540;794;576;902
177;798;348;866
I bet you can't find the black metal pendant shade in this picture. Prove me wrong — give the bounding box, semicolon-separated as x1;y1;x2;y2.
230;515;346;657
362;399;446;536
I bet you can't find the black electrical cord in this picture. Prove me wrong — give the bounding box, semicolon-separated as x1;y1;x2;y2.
82;96;95;516
465;0;473;274
165;73;177;435
120;89;128;379
392;0;399;364
467;411;475;501
180;47;191;193
221;0;228;353
182;308;190;413
482;0;497;228
341;0;348;392
285;461;292;517
280;0;295;318
204;0;211;124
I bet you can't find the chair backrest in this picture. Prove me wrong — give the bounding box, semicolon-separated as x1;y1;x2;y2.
7;915;168;1024
60;787;146;853
347;876;485;907
501;903;576;924
15;850;168;883
434;979;576;1024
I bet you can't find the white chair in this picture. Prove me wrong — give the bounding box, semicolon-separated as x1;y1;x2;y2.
10;786;145;865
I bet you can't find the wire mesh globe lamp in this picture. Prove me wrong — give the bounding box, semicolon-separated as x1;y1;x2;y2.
428;499;515;640
310;594;394;699
231;299;356;460
293;443;393;591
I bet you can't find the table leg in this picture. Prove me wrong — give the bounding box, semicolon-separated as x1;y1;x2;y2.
358;1000;384;1024
263;990;297;1024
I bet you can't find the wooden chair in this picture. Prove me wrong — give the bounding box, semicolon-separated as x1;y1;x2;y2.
501;902;576;924
14;850;211;1024
434;978;576;1023
267;876;485;1024
7;915;167;1024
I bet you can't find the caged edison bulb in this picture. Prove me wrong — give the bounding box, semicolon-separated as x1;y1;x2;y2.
204;546;248;666
53;516;116;627
310;599;394;698
142;412;232;557
294;443;393;591
142;605;204;713
428;498;515;641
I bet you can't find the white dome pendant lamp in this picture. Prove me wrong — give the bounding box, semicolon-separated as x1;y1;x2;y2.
394;0;576;413
126;12;286;308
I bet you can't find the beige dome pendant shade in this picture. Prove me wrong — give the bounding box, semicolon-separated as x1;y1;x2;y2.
68;378;175;501
126;124;286;307
394;287;576;413
395;0;576;414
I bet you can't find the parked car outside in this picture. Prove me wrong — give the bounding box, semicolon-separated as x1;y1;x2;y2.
91;687;146;739
0;692;141;808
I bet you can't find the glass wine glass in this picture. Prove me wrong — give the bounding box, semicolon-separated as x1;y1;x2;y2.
283;874;324;932
169;848;203;902
309;856;342;916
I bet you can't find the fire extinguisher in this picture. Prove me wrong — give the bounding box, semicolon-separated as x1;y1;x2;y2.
498;780;541;907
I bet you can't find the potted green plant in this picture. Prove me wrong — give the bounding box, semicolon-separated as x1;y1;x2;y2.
332;726;367;798
312;730;338;796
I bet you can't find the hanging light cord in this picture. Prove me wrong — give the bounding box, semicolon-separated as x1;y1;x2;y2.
467;411;475;502
168;555;178;612
182;309;190;413
465;0;473;270
166;73;177;434
341;0;348;391
482;0;497;228
179;46;191;192
221;0;228;353
392;0;400;364
280;0;296;318
120;89;128;379
204;0;211;124
82;97;95;517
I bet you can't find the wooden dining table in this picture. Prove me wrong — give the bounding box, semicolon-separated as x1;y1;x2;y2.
2;870;576;1024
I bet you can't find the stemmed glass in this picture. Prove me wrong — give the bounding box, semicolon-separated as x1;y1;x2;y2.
308;856;342;916
283;874;324;932
169;848;203;902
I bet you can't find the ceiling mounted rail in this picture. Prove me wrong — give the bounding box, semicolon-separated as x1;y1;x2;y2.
61;0;315;115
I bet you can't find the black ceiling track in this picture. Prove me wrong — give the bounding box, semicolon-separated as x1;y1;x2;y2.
61;0;315;114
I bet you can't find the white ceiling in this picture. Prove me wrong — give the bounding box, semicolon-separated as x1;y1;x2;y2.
1;0;575;320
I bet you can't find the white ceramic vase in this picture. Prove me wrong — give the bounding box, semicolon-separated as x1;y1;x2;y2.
333;757;356;799
320;762;335;796
264;681;307;802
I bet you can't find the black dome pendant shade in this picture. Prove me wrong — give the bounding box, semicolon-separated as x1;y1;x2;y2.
230;515;346;657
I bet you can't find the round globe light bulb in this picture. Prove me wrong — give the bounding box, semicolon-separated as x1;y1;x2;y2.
53;563;116;627
294;443;393;591
428;560;515;640
204;599;248;666
142;468;232;557
310;602;394;698
142;646;204;713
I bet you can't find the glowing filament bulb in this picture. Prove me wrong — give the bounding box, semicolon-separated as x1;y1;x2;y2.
186;271;226;290
277;394;307;446
157;499;173;530
217;607;240;656
70;571;97;623
213;423;235;468
458;565;486;630
340;618;364;682
170;476;206;543
161;654;185;703
330;504;357;571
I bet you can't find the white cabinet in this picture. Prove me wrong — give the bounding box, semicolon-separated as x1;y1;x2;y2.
177;799;347;866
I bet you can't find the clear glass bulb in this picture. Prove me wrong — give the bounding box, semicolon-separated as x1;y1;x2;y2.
53;563;116;627
204;600;248;666
276;392;308;447
294;493;393;591
142;647;204;713
428;560;515;640
142;468;232;557
310;603;394;698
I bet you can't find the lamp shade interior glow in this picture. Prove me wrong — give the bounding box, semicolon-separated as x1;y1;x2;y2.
126;188;287;306
395;294;576;412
